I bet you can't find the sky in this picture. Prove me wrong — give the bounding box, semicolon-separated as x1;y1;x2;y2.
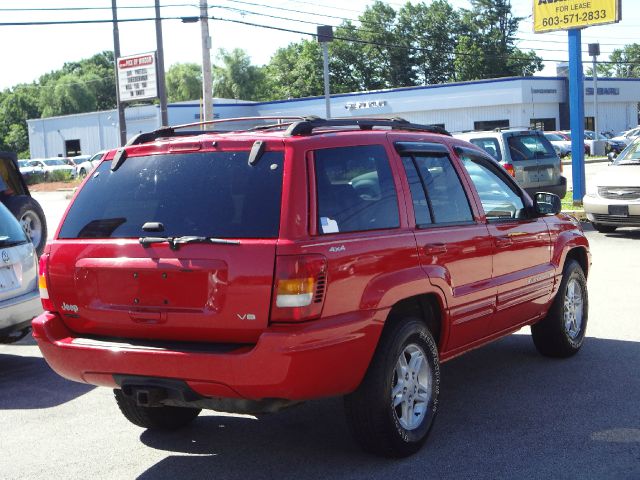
0;0;638;91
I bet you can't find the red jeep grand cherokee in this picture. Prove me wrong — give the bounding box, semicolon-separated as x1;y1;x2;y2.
33;117;590;457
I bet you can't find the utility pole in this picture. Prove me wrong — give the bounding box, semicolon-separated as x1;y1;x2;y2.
200;0;213;127
154;0;169;126
317;26;333;119
111;0;127;146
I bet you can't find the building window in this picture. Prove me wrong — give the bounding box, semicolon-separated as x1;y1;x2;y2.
65;139;81;156
474;119;509;131
530;118;556;131
585;117;595;131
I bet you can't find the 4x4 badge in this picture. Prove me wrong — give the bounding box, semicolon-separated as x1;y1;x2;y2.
329;245;346;253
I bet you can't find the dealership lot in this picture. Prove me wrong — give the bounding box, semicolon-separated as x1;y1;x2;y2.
1;192;639;479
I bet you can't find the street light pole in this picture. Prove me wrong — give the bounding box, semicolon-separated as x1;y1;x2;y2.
317;26;333;119
200;0;213;127
588;43;600;140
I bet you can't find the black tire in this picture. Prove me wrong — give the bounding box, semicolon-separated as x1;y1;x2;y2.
3;195;48;256
592;223;617;233
114;389;201;430
531;259;588;358
344;317;440;457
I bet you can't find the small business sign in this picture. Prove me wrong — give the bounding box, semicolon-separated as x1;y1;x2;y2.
533;0;621;33
116;52;158;102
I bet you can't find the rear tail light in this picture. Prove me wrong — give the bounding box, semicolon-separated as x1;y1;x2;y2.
38;254;56;312
503;163;515;177
270;255;327;323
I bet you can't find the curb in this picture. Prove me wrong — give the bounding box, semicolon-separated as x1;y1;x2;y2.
561;157;609;166
563;209;587;221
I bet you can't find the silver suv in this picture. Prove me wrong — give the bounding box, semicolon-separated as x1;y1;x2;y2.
454;129;567;199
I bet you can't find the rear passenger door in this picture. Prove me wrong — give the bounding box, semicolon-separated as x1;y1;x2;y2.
457;148;553;333
396;142;495;351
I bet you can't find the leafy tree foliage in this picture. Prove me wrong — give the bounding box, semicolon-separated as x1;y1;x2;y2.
166;63;202;102
212;48;266;100
600;44;640;78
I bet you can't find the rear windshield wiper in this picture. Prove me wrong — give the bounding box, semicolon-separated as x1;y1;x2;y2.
0;239;27;248
139;236;241;250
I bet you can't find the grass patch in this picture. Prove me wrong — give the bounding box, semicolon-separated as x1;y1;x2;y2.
561;190;584;211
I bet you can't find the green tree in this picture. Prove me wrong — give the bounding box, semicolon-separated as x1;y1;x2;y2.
265;41;324;99
454;0;542;80
212;48;266;100
397;0;461;85
39;73;98;117
605;44;640;78
166;63;202;102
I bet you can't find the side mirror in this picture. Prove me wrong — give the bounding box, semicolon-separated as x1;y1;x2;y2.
607;151;616;163
533;192;561;215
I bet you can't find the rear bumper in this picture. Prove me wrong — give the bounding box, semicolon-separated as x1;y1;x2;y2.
32;309;386;401
0;289;41;333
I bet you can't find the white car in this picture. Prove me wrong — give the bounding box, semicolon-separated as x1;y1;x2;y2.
610;126;640;147
75;150;106;178
584;137;640;233
28;158;76;180
543;133;572;157
17;159;44;177
0;202;41;343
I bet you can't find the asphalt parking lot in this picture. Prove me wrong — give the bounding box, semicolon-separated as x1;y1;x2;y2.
1;195;638;479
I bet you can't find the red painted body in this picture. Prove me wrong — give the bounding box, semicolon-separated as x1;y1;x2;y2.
33;129;590;402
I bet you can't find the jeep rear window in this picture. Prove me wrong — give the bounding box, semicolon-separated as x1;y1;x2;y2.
58;151;284;239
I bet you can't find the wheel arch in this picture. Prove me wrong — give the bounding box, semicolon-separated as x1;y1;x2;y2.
564;246;590;278
385;293;445;350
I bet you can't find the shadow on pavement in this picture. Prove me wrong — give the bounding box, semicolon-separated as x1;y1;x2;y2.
0;336;95;409
136;334;640;480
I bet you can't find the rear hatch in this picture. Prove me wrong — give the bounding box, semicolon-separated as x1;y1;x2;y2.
47;143;285;344
0;204;37;303
506;132;561;189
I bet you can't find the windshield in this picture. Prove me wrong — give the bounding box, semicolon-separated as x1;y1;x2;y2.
614;140;640;165
0;203;28;246
59;150;285;239
43;159;67;166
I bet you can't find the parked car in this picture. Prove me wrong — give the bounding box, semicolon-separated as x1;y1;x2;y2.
0;201;42;343
584;137;640;232
33;116;590;458
0;152;48;256
543;132;572;157
28;158;76;180
453;128;567;199
610;126;640;147
18;159;45;180
75;150;106;178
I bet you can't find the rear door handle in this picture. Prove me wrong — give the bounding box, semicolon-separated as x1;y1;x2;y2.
128;310;167;324
424;243;447;254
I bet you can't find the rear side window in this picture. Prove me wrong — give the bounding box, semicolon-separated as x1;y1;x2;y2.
402;154;473;225
315;145;399;234
59;151;284;239
508;134;556;161
469;138;502;161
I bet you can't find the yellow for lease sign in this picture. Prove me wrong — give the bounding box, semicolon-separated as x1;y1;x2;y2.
533;0;621;33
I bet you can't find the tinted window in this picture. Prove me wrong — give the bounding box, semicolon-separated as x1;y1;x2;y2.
469;138;502;161
0;203;28;246
412;155;473;224
508;134;556;161
59;151;284;239
315;145;399;234
460;153;525;220
400;157;432;226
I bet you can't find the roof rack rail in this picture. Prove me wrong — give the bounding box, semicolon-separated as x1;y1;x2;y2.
285;117;450;136
125;116;307;146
